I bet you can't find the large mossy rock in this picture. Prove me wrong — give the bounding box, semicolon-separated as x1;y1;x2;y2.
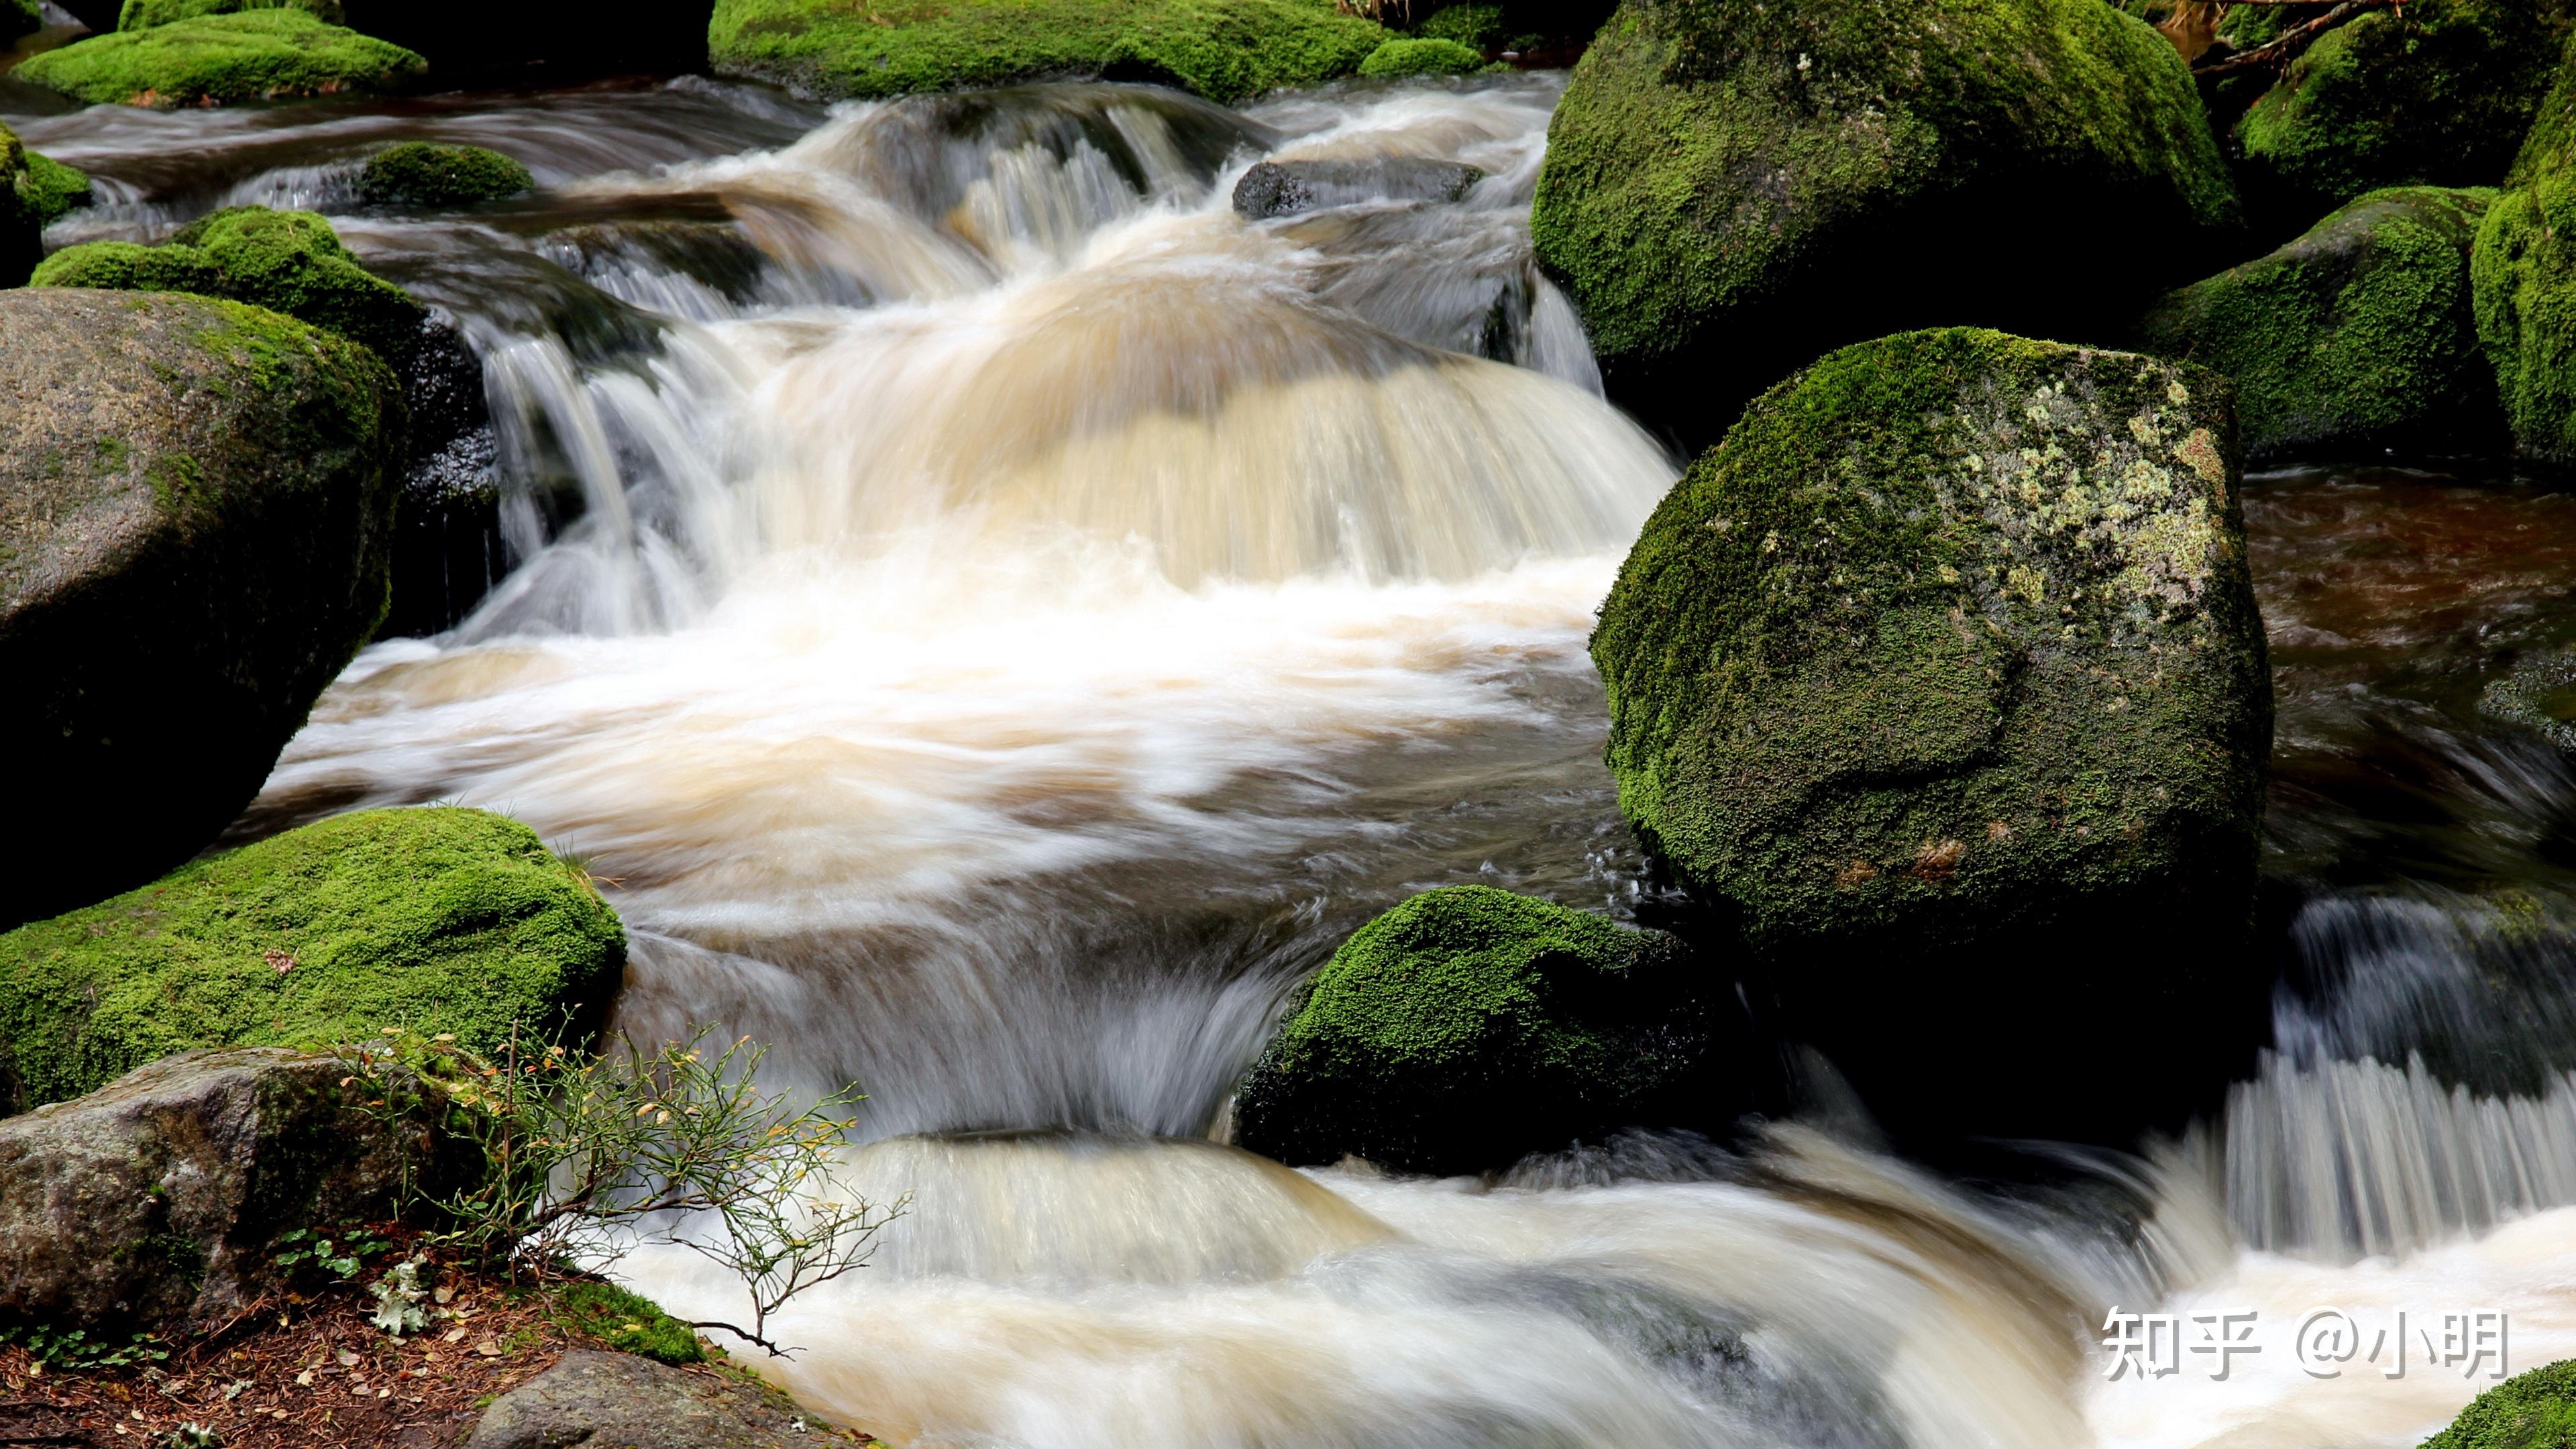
2474;38;2576;468
0;289;405;930
706;0;1388;103
358;142;534;208
1529;0;2240;447
0;125;42;287
2238;0;2576;213
1232;886;1728;1177
120;0;345;28
0;807;627;1116
0;1048;458;1333
2134;186;2501;462
1591;329;2271;1140
2421;1359;2576;1449
14;9;426;109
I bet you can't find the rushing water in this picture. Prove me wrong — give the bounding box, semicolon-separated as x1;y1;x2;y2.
19;65;2576;1449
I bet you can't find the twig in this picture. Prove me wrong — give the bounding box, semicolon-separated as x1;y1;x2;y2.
2194;0;2398;75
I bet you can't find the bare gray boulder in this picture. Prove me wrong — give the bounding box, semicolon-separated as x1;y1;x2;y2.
0;1048;448;1333
1232;157;1485;219
466;1350;843;1449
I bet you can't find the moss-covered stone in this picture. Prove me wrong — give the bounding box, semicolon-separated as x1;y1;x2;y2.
1529;0;2240;447
2483;647;2576;753
1232;886;1723;1177
2421;1359;2576;1449
2239;0;2576;211
706;0;1387;103
1358;36;1483;77
2474;35;2576;468
1415;3;1502;49
19;152;94;229
0;288;406;930
15;9;426;109
120;0;343;29
35;206;425;364
356;142;533;208
551;1281;704;1366
0;125;41;288
2133;186;2501;462
0;808;626;1116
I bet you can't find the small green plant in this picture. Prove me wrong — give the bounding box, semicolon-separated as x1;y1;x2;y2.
368;1256;431;1337
0;1324;169;1371
164;1424;221;1449
270;1226;396;1282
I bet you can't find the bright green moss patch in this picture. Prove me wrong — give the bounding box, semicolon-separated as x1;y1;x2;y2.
2474;34;2576;468
0;124;42;286
2421;1359;2576;1449
119;0;343;30
0;808;626;1116
15;10;427;109
356;142;533;208
34;206;423;364
1358;37;1483;76
1232;885;1718;1176
19;153;94;227
2133;186;2500;460
550;1281;705;1366
1415;3;1501;48
706;0;1387;103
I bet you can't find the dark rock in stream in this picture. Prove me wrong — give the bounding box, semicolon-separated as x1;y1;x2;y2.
1232;157;1486;220
384;313;508;637
464;1350;847;1449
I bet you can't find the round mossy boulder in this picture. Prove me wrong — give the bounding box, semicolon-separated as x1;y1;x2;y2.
2238;0;2576;213
1591;329;2271;1140
1232;886;1728;1177
119;0;343;28
2133;186;2503;463
35;205;425;365
2474;37;2576;468
2421;1359;2576;1449
1528;0;2241;449
14;9;426;109
1358;37;1483;77
0;288;405;933
357;142;534;208
0;807;627;1116
706;0;1388;103
20;152;95;229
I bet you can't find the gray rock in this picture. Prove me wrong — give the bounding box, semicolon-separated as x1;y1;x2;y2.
466;1350;842;1449
1232;157;1486;220
0;288;404;927
0;1048;449;1333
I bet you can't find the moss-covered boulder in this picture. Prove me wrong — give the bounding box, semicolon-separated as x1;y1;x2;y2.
1358;37;1483;77
2474;38;2576;468
120;0;343;28
2239;0;2576;212
0;289;404;930
357;141;534;208
15;9;426;109
1591;329;2271;1140
0;808;627;1115
2421;1359;2576;1449
2133;186;2502;462
20;152;93;229
1529;0;2240;447
1416;3;1502;50
1232;887;1727;1177
706;0;1387;103
0;125;43;287
35;206;425;364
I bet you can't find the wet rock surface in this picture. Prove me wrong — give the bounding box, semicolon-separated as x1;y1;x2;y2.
1231;156;1485;219
464;1350;843;1449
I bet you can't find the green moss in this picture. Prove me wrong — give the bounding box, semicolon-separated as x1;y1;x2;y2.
2239;0;2576;207
0;123;38;287
2475;33;2576;468
1358;36;1483;76
1589;328;2269;952
15;10;427;109
2421;1360;2576;1449
34;207;423;364
1415;3;1501;48
550;1282;704;1366
2133;186;2500;460
1529;0;2239;441
19;153;94;228
119;0;343;29
1232;885;1714;1176
706;0;1388;103
356;142;533;208
0;807;626;1115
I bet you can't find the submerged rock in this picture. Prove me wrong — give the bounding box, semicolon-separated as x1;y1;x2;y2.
2134;186;2501;462
1590;329;2271;1141
466;1350;844;1449
2474;39;2576;468
358;140;535;208
14;9;426;109
1233;886;1733;1177
119;0;345;28
1231;156;1485;219
0;289;403;929
1529;0;2239;447
0;1048;454;1333
1358;36;1484;77
706;0;1388;103
0;806;626;1114
2420;1357;2576;1449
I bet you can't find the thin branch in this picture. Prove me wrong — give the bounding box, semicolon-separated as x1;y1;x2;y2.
2194;0;2398;76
